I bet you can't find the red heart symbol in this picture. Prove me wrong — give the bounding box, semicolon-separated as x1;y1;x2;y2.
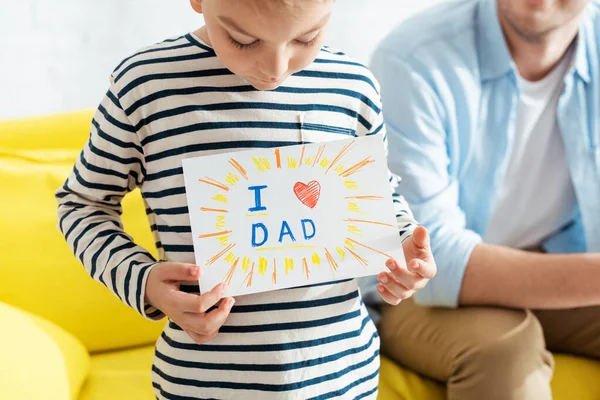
293;181;321;209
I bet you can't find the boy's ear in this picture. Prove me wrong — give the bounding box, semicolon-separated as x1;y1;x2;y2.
190;0;203;14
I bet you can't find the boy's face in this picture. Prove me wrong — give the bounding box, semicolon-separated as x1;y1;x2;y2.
192;0;334;91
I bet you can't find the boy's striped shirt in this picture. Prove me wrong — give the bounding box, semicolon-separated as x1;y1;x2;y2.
56;32;416;399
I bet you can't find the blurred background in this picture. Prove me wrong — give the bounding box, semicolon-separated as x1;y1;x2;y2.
0;0;439;120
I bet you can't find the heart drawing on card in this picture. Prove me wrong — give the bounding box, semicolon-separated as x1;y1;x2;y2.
293;180;321;209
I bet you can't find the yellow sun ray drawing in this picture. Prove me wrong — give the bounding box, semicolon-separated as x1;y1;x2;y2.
285;258;295;274
258;257;268;276
216;235;229;247
311;252;321;269
253;157;271;172
225;173;240;186
211;194;229;204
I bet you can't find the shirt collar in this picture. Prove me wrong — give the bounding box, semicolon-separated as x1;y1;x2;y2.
572;15;591;84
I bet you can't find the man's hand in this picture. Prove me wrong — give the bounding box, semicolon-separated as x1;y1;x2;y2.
145;262;235;344
377;226;437;305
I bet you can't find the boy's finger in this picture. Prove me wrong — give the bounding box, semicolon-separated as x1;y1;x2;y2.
159;263;201;281
175;283;227;313
385;259;422;290
408;258;436;280
412;226;430;250
195;283;229;314
186;329;219;345
376;284;402;306
378;272;413;299
171;291;207;313
202;297;236;333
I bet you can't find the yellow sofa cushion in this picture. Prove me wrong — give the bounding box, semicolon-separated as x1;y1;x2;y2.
79;345;156;400
0;146;165;352
379;355;600;400
3;110;599;400
552;354;600;400
0;110;92;151
378;357;445;400
78;351;600;400
0;301;90;400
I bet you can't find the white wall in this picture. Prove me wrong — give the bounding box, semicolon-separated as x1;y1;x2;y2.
0;0;440;119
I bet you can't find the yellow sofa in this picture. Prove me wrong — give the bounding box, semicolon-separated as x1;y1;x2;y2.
0;111;598;400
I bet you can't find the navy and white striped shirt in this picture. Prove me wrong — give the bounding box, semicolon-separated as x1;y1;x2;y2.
56;32;417;399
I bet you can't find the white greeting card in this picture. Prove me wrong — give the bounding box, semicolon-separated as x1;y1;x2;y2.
182;135;405;296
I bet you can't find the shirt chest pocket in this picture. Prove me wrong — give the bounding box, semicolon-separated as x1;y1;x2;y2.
298;110;362;142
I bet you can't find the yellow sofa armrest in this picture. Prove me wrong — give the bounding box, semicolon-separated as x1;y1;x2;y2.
0;302;90;400
0;110;94;150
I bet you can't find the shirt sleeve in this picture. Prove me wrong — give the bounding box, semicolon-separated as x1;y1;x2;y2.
370;48;483;308
55;78;164;321
359;81;420;323
367;76;419;240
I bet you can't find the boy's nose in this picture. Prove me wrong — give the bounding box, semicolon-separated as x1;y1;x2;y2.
261;50;289;82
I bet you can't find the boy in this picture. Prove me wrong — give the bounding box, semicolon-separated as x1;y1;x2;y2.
56;0;436;398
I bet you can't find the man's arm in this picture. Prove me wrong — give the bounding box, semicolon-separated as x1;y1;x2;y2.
461;244;600;309
372;47;600;309
372;47;484;307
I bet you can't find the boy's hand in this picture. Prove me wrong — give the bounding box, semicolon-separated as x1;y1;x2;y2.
377;226;437;305
145;262;235;344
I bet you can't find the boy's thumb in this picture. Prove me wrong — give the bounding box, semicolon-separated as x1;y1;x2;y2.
413;226;429;249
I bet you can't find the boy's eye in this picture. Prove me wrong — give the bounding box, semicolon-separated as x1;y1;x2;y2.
229;36;259;50
295;33;320;47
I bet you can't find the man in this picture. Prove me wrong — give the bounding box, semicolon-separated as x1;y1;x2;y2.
368;0;600;398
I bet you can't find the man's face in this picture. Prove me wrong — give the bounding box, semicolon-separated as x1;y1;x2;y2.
497;0;588;42
196;0;333;91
